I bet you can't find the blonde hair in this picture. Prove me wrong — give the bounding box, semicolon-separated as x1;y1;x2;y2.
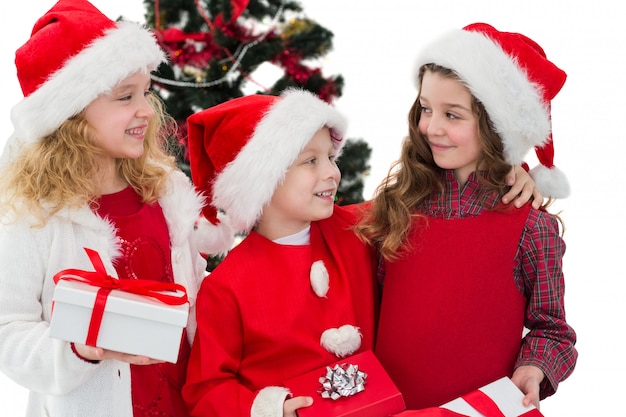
356;64;520;260
0;92;177;226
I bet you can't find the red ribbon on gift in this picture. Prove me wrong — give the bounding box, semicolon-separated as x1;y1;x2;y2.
392;388;544;416
53;247;188;347
461;390;506;416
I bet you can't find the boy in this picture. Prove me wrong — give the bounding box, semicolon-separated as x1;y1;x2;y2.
182;89;378;417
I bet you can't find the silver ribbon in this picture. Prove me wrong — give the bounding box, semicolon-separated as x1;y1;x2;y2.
318;363;367;400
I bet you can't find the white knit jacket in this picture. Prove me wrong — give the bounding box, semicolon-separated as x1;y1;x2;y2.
0;170;208;417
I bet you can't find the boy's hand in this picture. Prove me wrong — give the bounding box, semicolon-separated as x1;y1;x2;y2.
283;396;313;417
503;165;544;209
511;365;544;409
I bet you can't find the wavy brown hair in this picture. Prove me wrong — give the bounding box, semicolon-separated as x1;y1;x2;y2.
356;64;515;260
0;92;177;226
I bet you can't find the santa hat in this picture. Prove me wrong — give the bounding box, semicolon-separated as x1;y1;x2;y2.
187;89;347;250
414;23;569;198
10;0;166;144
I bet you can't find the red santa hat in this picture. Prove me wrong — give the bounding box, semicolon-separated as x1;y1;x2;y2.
414;23;570;198
10;0;166;144
187;89;347;252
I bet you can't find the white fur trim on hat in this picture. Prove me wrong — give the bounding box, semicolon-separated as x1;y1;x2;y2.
251;386;291;417
414;29;550;165
213;89;348;233
320;325;362;358
11;21;166;143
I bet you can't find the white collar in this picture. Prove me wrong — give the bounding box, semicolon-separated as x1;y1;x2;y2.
273;225;311;245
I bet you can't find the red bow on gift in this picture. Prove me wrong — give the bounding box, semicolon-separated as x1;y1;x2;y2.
53;247;188;347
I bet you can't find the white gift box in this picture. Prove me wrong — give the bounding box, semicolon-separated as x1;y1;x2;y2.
441;377;541;417
50;279;189;363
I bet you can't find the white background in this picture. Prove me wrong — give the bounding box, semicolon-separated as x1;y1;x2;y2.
1;1;624;415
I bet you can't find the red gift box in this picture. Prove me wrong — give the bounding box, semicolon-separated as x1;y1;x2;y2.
285;350;406;417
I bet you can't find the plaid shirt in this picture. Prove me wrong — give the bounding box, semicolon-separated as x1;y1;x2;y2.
379;170;577;398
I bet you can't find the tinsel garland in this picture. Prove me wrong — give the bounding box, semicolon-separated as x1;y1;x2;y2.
151;0;285;89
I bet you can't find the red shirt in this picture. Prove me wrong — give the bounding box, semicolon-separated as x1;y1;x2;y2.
183;205;378;416
95;187;191;417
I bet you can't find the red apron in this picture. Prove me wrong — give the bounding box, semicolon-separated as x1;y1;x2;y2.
376;206;530;409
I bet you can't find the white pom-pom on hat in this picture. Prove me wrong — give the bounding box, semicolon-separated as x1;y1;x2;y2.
194;212;235;256
529;164;570;199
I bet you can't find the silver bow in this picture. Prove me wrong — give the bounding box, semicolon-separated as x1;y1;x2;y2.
318;363;367;400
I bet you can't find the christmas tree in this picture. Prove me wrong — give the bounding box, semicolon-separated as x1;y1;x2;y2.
142;0;371;205
142;0;371;267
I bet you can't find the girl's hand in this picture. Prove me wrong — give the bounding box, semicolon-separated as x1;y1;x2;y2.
72;343;163;365
511;365;544;409
283;396;313;417
503;166;543;209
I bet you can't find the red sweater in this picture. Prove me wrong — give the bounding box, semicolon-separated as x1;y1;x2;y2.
96;187;191;417
183;205;378;416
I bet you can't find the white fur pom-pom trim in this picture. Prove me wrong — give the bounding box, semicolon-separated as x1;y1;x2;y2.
194;212;235;256
251;386;291;417
529;164;570;199
310;260;329;298
320;325;362;358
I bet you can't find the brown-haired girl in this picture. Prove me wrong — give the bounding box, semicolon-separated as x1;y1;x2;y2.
358;23;577;412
